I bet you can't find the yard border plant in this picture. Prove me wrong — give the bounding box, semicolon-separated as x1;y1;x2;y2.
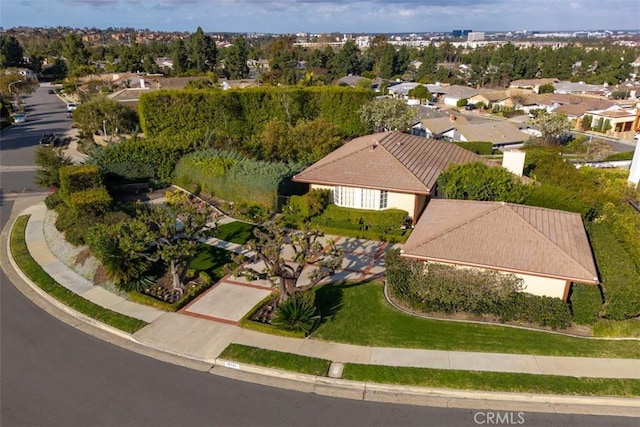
10;215;147;334
219;344;640;397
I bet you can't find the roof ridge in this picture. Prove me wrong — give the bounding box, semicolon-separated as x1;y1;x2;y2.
504;204;597;280
381;133;433;192
299;134;388;174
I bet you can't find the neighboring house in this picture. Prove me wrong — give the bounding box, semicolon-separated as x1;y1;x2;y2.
401;199;599;301
337;75;366;87
411;115;467;139
553;81;608;95
586;105;638;136
219;79;260;90
453;121;529;149
441;85;479;106
509;78;559;93
470;89;513;109
292;131;494;223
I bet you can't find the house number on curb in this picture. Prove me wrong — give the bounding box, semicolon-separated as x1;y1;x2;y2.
224;361;240;370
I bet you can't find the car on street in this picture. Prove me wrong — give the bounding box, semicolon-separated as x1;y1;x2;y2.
464;104;476;110
39;133;60;147
48;89;55;94
13;113;26;123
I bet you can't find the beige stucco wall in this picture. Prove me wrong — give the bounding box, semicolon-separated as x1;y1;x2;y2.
514;273;566;299
387;191;415;215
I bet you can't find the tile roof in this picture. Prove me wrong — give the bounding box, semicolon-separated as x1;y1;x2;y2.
293;131;493;194
442;85;480;99
401;199;599;284
455;121;528;145
419;117;459;134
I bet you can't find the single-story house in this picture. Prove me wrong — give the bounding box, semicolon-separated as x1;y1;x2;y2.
470;90;513;109
452;121;529;149
292;131;495;223
401;199;599;301
441;85;480;106
411;115;467;139
509;78;559;93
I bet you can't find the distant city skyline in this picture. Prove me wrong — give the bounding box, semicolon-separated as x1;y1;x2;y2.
3;0;639;34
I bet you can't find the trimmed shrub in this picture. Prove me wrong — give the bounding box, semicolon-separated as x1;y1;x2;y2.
44;191;63;210
311;204;408;236
386;249;573;329
59;164;102;202
286;189;330;219
456;98;468;107
54;203;77;232
69;187;112;216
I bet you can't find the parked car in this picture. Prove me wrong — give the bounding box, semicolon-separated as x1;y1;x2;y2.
66;103;77;112
13;113;26;123
48;89;55;94
39;133;60;147
464;104;476;110
424;102;438;109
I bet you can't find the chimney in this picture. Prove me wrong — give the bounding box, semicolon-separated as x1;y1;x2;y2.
502;149;526;177
449;114;456;122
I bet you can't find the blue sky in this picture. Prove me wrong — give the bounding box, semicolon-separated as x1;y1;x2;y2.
3;0;639;34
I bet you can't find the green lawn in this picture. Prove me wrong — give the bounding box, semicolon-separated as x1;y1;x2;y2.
220;344;640;397
190;243;236;280
213;221;258;245
220;343;330;376
10;215;147;334
312;281;640;358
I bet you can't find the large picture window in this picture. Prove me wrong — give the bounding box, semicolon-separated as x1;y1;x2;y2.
334;186;388;210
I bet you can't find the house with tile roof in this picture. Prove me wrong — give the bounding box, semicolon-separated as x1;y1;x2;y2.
401;199;599;300
453;121;529;149
441;85;480;106
292;131;495;223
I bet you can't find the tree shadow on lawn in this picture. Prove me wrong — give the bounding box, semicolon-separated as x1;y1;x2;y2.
315;281;366;326
191;243;236;280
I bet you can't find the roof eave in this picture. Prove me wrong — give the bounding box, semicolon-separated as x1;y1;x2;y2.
399;252;600;285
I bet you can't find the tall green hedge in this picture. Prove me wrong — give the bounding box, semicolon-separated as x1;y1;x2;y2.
173;148;305;211
138;86;373;141
59;164;102;202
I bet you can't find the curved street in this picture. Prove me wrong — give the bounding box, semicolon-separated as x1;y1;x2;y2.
0;86;636;426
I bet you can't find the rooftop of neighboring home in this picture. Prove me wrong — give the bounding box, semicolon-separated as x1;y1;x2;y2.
441;85;480;99
293;131;494;195
474;89;510;102
539;93;614;110
553;81;608;95
416;116;466;134
509;78;559;88
336;75;366;87
455;121;528;145
401;199;599;284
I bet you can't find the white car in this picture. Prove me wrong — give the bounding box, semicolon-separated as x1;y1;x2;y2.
423;102;438;109
66;103;77;112
13;113;26;123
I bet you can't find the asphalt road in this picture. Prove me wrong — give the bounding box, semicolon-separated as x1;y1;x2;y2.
0;86;637;427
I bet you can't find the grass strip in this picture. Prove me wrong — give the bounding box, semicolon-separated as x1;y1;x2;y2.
219;344;640;397
10;215;148;334
220;343;330;376
313;281;640;359
342;364;640;397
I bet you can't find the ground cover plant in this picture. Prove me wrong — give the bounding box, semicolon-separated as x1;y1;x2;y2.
312;281;640;358
10;215;147;333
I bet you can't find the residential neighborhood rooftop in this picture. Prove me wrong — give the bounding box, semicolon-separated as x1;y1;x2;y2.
401;199;600;284
293;131;494;194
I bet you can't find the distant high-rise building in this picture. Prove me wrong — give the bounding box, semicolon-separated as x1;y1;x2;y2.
452;29;472;37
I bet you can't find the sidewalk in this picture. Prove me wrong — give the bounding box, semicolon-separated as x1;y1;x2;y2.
16;203;640;381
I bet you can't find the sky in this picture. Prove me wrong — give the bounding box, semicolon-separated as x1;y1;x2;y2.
2;0;639;34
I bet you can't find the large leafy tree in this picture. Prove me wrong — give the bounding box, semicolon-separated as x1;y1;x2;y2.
0;35;24;68
62;33;90;75
73;95;138;137
359;98;417;133
437;161;532;203
527;111;572;146
188;27;217;72
224;36;250;79
171;39;188;75
232;219;343;303
331;40;361;77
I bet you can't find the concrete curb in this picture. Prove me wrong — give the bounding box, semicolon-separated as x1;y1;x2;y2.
211;358;640;417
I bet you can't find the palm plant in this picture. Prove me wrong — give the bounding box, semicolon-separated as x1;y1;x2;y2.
271;291;319;334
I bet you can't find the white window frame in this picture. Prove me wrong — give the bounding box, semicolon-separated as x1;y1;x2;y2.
334;186;388;210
